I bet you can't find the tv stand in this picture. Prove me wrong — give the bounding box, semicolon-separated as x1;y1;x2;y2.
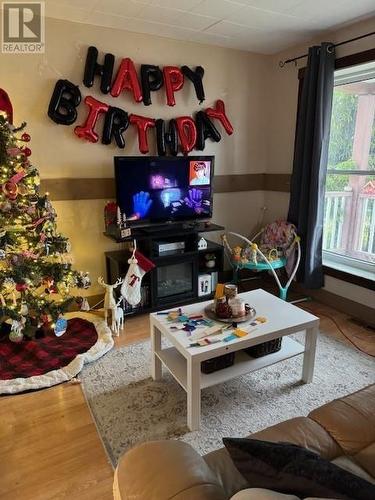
104;222;225;317
104;221;224;242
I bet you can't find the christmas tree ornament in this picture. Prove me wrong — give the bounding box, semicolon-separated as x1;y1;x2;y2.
21;132;30;142
9;318;25;343
22;147;32;157
54;317;68;337
15;282;28;292
20;301;28;315
77;271;91;289
120;247;155;306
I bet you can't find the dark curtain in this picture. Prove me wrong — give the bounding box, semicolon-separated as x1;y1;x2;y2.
288;42;335;289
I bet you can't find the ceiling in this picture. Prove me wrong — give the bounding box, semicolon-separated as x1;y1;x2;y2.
45;0;375;54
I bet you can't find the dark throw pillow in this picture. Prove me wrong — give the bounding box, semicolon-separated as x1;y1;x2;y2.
223;437;375;500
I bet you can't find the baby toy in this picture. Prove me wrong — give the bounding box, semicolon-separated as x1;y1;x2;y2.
221;220;301;301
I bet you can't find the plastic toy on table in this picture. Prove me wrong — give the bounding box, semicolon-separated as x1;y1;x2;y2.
221;220;301;301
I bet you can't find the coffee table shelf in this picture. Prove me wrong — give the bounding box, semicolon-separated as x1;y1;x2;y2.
155;336;305;391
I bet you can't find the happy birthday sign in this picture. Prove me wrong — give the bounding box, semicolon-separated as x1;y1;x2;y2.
47;46;234;154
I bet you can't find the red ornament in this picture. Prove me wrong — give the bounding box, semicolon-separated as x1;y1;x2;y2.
111;58;143;103
205;100;234;135
40;314;49;325
175;116;197;154
129;114;155;154
22;147;32;157
163;66;184;106
21;133;31;142
16;282;28;292
74;96;109;143
3;180;18;200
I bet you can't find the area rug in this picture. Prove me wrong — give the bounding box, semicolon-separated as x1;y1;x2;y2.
80;332;374;466
0;312;114;395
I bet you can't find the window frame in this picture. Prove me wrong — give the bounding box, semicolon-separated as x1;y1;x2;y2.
297;48;375;290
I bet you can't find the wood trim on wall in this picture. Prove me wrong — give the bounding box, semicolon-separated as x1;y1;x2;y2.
41;173;291;201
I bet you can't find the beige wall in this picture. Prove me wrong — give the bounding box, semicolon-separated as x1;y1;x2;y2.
264;16;375;307
2;14;373;302
0;17;271;294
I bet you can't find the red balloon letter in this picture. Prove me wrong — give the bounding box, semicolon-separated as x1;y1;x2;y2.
205;99;233;135
111;58;143;103
74;96;109;143
129;114;155;154
176;116;197;154
163;66;184;106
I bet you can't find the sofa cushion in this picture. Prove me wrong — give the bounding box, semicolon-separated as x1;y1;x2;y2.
223;437;375;500
309;385;375;457
204;417;341;499
230;488;300;499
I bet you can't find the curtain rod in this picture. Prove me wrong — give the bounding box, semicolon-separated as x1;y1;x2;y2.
279;30;375;68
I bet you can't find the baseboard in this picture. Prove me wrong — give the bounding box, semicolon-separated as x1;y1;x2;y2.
293;283;375;328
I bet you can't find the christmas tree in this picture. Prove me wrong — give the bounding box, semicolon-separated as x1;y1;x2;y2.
0;96;90;342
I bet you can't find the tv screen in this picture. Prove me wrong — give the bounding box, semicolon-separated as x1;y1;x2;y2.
114;156;214;225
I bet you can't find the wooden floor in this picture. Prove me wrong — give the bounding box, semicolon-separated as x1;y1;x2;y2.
0;302;373;500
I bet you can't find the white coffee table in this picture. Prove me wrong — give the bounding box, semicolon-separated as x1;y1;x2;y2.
150;289;319;431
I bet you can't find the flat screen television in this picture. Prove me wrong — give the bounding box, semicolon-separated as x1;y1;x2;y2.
114;156;214;226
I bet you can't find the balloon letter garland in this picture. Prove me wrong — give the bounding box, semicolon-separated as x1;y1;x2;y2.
111;58;143;103
102;106;129;148
175;116;197;154
129;114;155;154
74;96;109;143
47;46;234;154
83;45;115;94
163;66;184;107
48;79;81;125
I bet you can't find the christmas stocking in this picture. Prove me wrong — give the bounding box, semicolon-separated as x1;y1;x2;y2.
121;250;155;306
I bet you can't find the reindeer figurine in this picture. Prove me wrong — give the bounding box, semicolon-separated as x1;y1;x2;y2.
97;277;123;332
111;297;124;336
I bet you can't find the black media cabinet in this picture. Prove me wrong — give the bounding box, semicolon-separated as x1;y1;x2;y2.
104;222;225;316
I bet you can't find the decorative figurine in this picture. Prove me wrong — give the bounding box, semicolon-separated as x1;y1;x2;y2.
111;297;124;336
97;276;123;330
197;237;207;250
205;253;216;268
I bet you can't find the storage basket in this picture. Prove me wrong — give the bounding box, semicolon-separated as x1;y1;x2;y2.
201;352;235;374
245;337;282;358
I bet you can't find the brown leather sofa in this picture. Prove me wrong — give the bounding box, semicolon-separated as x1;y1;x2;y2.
113;384;375;499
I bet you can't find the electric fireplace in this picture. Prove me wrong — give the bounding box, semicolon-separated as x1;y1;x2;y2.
153;257;198;306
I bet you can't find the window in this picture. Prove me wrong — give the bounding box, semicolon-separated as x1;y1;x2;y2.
323;61;375;280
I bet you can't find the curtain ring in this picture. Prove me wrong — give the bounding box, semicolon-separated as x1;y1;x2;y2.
326;44;334;53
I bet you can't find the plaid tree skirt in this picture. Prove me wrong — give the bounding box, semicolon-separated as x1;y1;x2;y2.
0;314;114;394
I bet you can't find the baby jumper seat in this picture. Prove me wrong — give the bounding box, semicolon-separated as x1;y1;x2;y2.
222;220;301;301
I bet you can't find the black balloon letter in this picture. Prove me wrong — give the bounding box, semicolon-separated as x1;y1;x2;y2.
156;118;178;156
181;66;205;103
195;111;221;150
83;46;115;94
102;106;129;148
47;79;81;125
141;64;163;106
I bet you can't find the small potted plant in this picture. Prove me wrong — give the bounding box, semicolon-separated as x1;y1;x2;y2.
205;253;216;269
